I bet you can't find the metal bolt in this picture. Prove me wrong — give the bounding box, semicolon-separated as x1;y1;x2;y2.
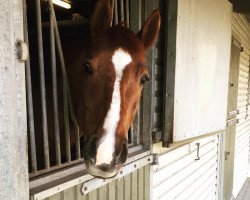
84;187;88;191
134;164;137;168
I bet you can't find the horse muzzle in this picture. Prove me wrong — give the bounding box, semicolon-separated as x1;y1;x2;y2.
85;159;121;179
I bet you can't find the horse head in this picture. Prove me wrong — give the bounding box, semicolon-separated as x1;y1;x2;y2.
75;0;160;178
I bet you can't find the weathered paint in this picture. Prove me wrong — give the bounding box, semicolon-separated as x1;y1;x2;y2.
173;0;232;142
223;37;241;200
231;13;250;199
0;0;28;199
42;165;150;200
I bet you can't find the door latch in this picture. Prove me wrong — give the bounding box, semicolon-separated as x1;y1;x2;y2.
195;143;200;161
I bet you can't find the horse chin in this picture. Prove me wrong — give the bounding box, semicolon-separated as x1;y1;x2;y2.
85;160;119;179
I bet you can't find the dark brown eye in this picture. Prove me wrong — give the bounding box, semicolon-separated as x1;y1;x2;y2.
140;75;150;85
83;62;93;74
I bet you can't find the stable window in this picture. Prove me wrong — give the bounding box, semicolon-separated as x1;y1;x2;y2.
26;0;153;189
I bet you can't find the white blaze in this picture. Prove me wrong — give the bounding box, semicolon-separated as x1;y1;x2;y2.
95;48;132;165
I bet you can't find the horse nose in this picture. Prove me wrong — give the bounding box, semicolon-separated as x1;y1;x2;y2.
97;163;110;172
117;141;128;165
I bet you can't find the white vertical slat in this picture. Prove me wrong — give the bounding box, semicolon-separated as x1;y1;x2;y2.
232;13;250;199
153;136;219;200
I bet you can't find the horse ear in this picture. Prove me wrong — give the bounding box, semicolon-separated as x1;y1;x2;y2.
90;0;112;38
137;10;161;50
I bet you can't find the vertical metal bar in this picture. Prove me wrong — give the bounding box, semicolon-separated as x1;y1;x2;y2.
132;107;140;145
23;0;37;172
125;0;129;27
62;77;71;162
136;107;140;145
50;14;61;165
114;0;118;25
48;0;71;162
130;125;134;144
68;92;80;159
111;0;115;26
120;0;124;22
35;0;50;169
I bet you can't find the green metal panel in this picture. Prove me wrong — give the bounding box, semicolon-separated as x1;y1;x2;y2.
138;167;144;200
162;0;178;146
76;184;86;200
97;185;107;200
124;173;131;199
107;180;116;200
42;166;150;200
144;165;150;200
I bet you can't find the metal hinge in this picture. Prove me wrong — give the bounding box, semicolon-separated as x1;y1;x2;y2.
152;153;159;165
152;131;162;143
233;39;241;51
228;109;239;116
225;151;230;160
226;118;238;127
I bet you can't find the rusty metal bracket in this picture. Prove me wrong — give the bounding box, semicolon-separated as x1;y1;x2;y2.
152;131;162;143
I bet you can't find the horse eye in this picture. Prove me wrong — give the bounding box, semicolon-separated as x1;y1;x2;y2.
83;62;93;74
140;75;150;85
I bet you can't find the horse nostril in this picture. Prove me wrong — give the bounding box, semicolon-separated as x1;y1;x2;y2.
118;142;128;165
97;164;110;172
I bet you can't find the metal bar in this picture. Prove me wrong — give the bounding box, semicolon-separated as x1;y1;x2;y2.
35;0;50;169
111;0;115;26
24;0;37;172
68;95;80;159
228;109;239;116
50;14;61;165
48;0;71;162
30;151;150;199
132;108;140;145
42;19;89;28
29;159;84;179
120;0;124;22
125;0;129;27
114;0;118;25
130;125;134;144
162;0;178;147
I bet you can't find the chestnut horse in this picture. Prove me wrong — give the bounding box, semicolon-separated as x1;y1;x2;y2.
33;0;160;179
75;0;160;178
